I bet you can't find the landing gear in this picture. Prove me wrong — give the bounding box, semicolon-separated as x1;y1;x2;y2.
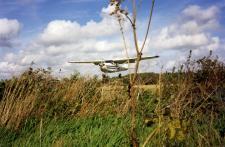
118;73;122;78
102;73;109;83
102;73;107;79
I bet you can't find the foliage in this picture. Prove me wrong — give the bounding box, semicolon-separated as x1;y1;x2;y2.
0;116;151;147
0;53;224;146
142;52;225;146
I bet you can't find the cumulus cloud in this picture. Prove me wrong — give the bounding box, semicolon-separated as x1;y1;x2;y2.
0;5;126;78
182;5;220;30
182;5;219;22
0;61;24;79
144;5;223;71
149;5;221;51
0;4;224;78
33;4;124;64
150;30;213;50
0;18;21;47
38;20;82;46
38;17;120;46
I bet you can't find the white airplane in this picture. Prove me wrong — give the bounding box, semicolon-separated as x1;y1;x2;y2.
69;56;159;73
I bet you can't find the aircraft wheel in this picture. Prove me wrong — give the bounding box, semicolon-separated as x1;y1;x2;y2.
102;74;106;79
118;73;122;78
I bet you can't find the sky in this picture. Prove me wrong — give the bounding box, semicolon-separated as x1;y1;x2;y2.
0;0;225;79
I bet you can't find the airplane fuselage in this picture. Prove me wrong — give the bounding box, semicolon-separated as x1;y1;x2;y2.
99;62;128;73
69;55;159;73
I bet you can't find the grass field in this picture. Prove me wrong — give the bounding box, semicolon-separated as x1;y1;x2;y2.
0;115;159;146
0;55;225;146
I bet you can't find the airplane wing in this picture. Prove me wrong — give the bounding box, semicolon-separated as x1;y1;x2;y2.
68;55;159;65
68;60;103;65
106;55;159;64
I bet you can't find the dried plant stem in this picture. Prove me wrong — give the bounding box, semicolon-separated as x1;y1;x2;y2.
142;127;159;147
140;0;155;53
118;20;131;81
40;118;43;147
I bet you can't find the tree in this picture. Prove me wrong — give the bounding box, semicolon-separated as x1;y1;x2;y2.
109;0;156;146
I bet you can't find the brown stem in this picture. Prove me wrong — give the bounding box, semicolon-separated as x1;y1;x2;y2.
132;0;139;55
129;1;141;146
118;20;132;81
125;15;134;26
140;0;155;53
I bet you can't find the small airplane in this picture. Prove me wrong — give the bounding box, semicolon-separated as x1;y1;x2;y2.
69;55;159;73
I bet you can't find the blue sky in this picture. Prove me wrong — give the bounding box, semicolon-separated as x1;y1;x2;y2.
1;0;225;37
0;0;225;78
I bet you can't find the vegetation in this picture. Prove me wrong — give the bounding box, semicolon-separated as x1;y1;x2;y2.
109;0;156;145
0;53;224;146
0;80;5;100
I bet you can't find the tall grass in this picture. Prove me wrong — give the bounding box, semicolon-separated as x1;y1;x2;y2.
0;52;224;146
0;68;131;130
143;52;225;146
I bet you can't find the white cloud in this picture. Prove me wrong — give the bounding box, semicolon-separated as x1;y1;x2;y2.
182;5;219;22
0;4;224;79
150;30;212;50
148;5;221;51
143;5;223;72
38;14;120;46
0;18;21;47
82;18;119;38
182;5;220;30
38;20;82;46
0;61;24;79
0;5;125;78
101;4;115;14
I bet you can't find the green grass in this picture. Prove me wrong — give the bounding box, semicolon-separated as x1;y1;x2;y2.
0;54;224;146
0;115;155;147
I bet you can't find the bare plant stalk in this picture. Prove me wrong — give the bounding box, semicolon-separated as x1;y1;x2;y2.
40;118;43;147
142;127;159;147
140;0;155;52
118;20;132;81
129;1;155;146
109;0;155;146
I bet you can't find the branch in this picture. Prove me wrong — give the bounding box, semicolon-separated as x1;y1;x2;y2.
118;20;132;81
140;0;155;53
125;15;134;26
132;0;139;55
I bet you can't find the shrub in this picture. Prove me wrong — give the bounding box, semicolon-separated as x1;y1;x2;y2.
143;52;225;146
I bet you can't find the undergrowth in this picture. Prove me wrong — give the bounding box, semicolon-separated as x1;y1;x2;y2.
0;52;224;146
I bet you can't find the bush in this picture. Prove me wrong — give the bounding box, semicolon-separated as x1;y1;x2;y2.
0;52;224;146
143;52;225;146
